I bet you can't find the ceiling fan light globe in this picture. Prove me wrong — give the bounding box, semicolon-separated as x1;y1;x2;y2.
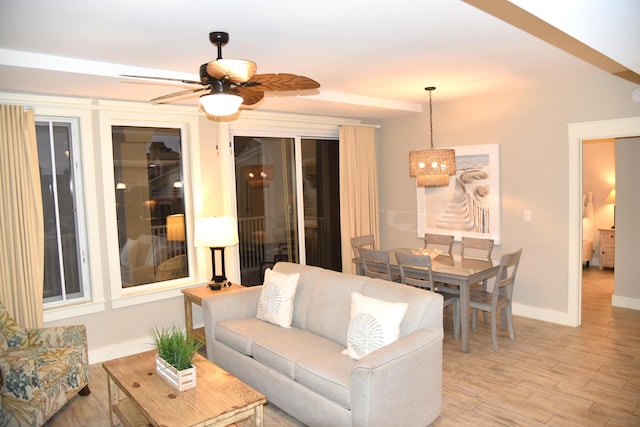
199;93;243;116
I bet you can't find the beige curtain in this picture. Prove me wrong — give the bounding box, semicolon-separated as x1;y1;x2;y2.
339;125;379;274
0;104;44;328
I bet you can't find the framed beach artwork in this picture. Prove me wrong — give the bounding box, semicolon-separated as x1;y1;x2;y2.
416;143;501;244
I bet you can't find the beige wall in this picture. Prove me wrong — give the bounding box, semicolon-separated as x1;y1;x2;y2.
614;138;640;305
378;72;640;321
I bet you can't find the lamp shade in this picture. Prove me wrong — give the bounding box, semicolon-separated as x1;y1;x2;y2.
409;148;456;187
409;148;457;177
417;173;450;187
166;214;185;242
605;189;616;204
199;93;243;116
194;216;239;248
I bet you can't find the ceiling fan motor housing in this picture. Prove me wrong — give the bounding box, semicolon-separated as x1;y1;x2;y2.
199;63;212;85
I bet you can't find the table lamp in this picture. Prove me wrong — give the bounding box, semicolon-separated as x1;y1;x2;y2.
606;189;616;229
194;216;239;290
166;213;186;242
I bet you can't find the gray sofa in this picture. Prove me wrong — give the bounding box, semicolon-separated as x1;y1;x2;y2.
202;262;444;427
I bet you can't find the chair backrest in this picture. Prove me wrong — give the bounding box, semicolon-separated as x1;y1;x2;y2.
491;249;523;304
350;234;375;258
359;248;392;280
461;237;494;260
424;233;454;255
396;251;435;291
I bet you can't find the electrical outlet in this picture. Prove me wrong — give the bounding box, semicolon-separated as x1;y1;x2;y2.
524;210;532;222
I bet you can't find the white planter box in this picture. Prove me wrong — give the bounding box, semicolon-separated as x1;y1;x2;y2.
155;355;197;391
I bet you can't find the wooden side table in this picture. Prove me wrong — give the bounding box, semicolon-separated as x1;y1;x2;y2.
598;228;615;270
182;284;244;346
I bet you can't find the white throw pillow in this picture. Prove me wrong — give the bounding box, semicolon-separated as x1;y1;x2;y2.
343;292;409;360
256;268;300;328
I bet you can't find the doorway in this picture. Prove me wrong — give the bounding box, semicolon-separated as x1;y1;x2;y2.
569;116;640;326
581;138;615;314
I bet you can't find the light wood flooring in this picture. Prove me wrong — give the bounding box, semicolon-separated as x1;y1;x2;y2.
44;267;639;426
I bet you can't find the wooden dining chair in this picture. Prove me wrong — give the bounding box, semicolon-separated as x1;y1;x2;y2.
359;248;399;282
424;233;455;256
440;236;495;298
460;236;494;260
470;249;523;351
396;251;459;340
350;234;375;258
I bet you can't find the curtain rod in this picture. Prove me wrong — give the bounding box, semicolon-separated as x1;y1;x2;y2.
338;123;381;129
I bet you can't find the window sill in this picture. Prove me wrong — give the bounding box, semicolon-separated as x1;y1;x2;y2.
44;300;107;323
111;278;199;309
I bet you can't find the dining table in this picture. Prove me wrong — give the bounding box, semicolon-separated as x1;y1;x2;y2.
355;248;501;353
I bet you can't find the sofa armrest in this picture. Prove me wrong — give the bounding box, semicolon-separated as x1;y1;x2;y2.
202;287;262;354
350;327;443;427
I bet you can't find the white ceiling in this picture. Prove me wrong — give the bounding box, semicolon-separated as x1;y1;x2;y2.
1;0;638;120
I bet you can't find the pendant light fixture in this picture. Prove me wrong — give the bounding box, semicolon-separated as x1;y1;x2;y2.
409;87;456;187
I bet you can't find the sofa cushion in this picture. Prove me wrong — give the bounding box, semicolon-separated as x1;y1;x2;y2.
343;292;408;360
272;262;324;330
295;351;355;410
304;269;367;346
257;268;299;328
252;329;343;379
216;318;287;356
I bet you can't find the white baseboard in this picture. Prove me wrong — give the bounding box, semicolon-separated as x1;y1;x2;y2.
512;302;576;326
612;294;640;310
88;322;206;364
88;337;150;365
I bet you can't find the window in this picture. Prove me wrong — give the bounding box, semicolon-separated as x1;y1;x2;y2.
112;126;189;288
36;118;89;304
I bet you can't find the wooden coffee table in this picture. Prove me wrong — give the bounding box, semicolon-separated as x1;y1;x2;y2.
103;350;266;427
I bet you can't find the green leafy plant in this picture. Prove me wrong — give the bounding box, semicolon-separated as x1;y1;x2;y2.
149;324;203;371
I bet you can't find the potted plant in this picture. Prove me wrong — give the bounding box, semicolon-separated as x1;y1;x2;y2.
150;324;203;391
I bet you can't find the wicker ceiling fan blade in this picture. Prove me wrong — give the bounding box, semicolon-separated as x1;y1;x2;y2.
121;74;204;86
244;73;320;92
150;86;210;102
236;87;265;105
206;59;257;83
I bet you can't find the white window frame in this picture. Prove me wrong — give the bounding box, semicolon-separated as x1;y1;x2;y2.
38;116;91;304
34;106;107;322
98;110;200;309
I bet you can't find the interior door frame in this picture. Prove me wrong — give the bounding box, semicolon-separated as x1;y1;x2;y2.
568;116;640;326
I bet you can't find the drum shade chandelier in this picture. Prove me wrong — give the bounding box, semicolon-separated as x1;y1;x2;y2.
409;87;456;187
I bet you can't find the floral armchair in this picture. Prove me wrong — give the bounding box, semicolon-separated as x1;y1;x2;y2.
0;301;90;426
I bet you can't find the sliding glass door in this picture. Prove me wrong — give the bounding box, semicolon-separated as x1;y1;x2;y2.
234;135;341;286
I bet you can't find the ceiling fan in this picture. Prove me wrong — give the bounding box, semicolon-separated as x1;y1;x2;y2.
121;31;320;116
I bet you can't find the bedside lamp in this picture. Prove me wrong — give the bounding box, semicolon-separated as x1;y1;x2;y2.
194;216;239;290
606;189;616;229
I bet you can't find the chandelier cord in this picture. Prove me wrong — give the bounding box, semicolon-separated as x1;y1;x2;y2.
426;86;435;149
